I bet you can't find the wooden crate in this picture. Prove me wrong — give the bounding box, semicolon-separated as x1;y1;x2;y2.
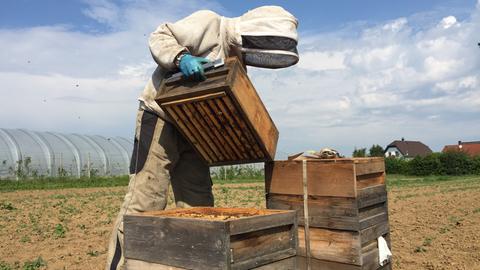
156;57;278;166
297;227;390;266
294;256;391;270
124;207;297;270
265;158;391;267
125;256;296;270
126;256;391;270
265;157;386;199
266;184;388;231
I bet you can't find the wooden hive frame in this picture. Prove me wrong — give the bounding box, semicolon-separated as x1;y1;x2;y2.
156;57;278;166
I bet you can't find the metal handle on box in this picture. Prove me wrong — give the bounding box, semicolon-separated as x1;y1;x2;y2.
165;58;225;80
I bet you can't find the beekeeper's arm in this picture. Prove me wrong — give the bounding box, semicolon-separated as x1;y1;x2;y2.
148;10;221;79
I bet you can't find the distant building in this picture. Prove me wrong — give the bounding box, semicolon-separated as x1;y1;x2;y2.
384;138;432;159
442;141;480;157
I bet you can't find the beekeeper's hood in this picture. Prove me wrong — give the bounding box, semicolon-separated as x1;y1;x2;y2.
225;6;299;69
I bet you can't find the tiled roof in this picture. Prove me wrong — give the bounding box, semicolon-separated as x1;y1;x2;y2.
442;141;480;156
386;140;432;157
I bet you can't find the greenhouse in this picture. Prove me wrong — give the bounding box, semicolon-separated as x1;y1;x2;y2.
0;128;133;179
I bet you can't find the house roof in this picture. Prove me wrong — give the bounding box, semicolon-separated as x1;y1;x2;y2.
442;141;480;156
385;140;432;157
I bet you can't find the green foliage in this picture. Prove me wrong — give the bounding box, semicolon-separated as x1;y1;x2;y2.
8;157;35;180
28;213;42;236
20;235;31;243
448;215;463;225
423;236;434;246
0;176;129;192
0;166;265;191
352;147;367;157
385;157;409;174
414;246;427;253
386;152;480;176
439;151;473;175
408;153;443;176
0;202;16;210
473;156;480;174
211;165;264;181
22;257;46;270
53;224;66;238
86;250;99;257
0;261;12;270
56;167;69;178
369;144;385;157
387;174;479;188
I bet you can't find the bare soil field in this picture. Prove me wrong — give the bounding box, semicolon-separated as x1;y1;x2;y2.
0;178;479;269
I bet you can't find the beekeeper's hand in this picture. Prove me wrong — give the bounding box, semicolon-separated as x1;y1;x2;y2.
179;54;210;81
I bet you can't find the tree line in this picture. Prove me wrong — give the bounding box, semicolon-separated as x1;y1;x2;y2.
352;144;385;158
352;145;480;176
385;152;480;176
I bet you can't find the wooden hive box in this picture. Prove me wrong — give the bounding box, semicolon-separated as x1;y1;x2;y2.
265;157;391;268
296;257;391;270
126;256;391;270
126;255;297;270
156;57;278;166
124;207;297;270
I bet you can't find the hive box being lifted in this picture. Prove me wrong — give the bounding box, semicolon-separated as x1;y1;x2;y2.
156;57;278;166
124;207;297;270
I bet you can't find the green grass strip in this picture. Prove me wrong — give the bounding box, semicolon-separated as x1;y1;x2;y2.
0;176;129;192
0;174;477;192
387;174;480;188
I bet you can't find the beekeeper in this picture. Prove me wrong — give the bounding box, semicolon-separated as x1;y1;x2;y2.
106;6;299;269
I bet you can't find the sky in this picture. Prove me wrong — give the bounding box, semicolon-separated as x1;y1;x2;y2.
0;0;479;158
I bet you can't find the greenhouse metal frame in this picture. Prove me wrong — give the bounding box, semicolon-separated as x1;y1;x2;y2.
0;128;133;179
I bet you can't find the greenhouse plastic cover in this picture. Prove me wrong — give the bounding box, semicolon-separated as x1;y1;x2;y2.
0;128;133;179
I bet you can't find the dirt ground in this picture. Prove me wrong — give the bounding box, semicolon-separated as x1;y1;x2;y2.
0;180;479;269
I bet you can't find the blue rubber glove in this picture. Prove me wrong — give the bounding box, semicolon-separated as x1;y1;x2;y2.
179;54;210;81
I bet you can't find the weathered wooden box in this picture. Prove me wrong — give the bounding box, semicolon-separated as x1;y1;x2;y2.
125;255;391;270
294;253;392;270
124;207;297;270
296;228;390;268
265;158;391;267
125;256;297;270
156;57;278;166
265;158;388;231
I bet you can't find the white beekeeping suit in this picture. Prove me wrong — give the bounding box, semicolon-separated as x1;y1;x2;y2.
140;5;299;119
106;6;298;270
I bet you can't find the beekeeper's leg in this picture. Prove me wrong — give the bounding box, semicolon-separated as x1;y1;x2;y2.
105;110;178;270
170;128;214;208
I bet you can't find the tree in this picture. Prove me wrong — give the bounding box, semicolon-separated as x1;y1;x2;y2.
369;144;385;157
352;148;367;157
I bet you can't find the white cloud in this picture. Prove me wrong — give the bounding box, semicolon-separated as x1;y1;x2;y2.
382;18;408;32
434;76;478;93
82;0;121;28
1;1;479;157
250;4;480;155
440;16;458;29
423;56;462;80
118;62;156;78
0;0;223;138
297;51;346;71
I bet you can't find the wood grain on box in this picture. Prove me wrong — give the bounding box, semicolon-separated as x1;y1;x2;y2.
124;207;297;270
156;57;278;166
265;158;391;268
